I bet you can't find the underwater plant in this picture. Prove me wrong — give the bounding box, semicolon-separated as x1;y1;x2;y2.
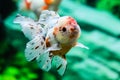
14;10;88;76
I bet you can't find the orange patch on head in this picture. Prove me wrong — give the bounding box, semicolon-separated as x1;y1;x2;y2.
45;37;51;47
44;0;54;5
53;27;58;36
67;17;77;25
25;0;31;10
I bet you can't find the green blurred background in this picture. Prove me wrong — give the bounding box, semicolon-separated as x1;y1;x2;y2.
0;0;120;80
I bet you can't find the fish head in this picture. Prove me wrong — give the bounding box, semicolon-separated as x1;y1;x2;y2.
53;16;81;44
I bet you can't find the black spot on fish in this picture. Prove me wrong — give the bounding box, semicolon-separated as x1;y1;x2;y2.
41;41;44;45
39;53;41;55
42;45;45;50
39;29;42;33
57;64;62;70
31;42;34;45
49;53;53;58
40;24;45;28
35;46;39;49
31;58;36;61
30;27;34;29
47;60;49;62
37;23;41;25
29;52;32;55
42;36;45;40
16;14;21;17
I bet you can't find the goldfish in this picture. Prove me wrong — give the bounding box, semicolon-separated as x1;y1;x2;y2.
19;0;61;16
14;10;88;75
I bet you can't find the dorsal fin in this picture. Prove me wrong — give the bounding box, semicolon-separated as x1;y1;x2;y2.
38;10;60;31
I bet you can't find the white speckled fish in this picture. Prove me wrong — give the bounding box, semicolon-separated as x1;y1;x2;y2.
14;10;88;76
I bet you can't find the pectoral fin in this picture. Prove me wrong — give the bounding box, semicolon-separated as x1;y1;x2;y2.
75;42;89;49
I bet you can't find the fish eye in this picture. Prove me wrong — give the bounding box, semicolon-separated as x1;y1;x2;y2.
62;27;66;32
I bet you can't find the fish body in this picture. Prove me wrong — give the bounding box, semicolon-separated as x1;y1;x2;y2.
19;0;61;16
47;16;81;57
14;10;88;75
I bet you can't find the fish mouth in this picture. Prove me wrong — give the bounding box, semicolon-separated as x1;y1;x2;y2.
69;25;79;33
